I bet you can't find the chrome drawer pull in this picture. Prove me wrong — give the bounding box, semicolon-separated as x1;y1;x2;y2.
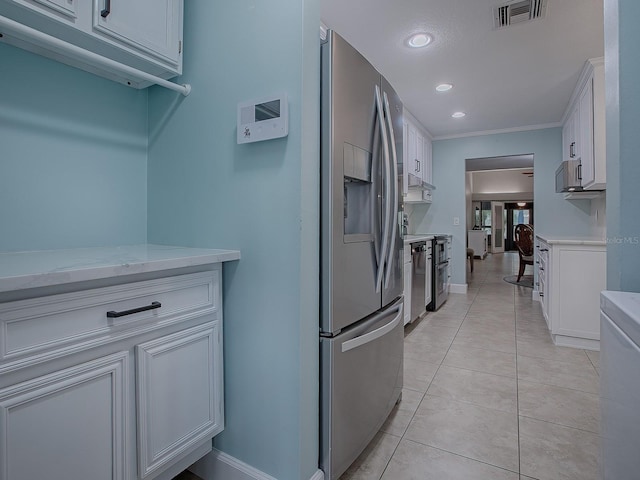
107;301;161;318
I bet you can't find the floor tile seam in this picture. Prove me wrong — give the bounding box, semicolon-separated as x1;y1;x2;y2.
517;414;601;436
515;354;600;378
513;284;522;477
514;352;596;368
403;385;429;395
393;373;439;474
376;431;404;480
422;390;519;416
584;351;600;371
515;377;600;396
449;340;517;356
440;361;517;380
398;437;522;476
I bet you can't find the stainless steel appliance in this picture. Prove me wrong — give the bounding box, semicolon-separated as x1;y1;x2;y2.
320;30;404;480
411;241;427;321
428;236;449;311
555;159;582;192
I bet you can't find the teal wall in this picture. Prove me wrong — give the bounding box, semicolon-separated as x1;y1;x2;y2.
147;2;320;479
0;44;148;251
605;0;640;292
412;128;596;285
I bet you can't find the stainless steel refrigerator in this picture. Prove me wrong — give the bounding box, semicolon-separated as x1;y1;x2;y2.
320;30;404;480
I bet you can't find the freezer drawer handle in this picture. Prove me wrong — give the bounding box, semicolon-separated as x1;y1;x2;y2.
341;305;402;353
107;301;161;318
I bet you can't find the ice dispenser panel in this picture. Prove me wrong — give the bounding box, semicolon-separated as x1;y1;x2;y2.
343;143;373;242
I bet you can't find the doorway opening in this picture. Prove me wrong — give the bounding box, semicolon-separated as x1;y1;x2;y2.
465;155;534;280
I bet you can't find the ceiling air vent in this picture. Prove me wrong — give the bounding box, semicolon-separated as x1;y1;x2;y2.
494;0;547;28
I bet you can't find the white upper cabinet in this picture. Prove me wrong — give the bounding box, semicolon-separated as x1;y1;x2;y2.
92;0;182;68
403;108;434;203
0;0;184;88
561;57;605;191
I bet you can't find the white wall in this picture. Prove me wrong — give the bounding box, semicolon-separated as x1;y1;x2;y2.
465;172;474;230
471;168;534;196
412;128;599;286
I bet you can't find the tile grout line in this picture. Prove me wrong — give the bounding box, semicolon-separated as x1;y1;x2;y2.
513;278;523;477
378;266;486;480
400;437;522;477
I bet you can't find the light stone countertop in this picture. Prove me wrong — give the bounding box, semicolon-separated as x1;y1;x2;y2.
403;234;435;244
601;291;640;347
535;234;606;246
0;244;241;293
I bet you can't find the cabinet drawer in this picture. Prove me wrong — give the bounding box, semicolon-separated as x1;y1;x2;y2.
0;270;218;368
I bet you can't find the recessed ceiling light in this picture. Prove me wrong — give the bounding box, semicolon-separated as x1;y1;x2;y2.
436;83;453;92
452;111;466;118
407;33;433;48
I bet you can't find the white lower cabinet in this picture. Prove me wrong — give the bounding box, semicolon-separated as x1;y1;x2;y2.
0;266;224;480
535;236;606;350
136;323;223;479
0;352;129;480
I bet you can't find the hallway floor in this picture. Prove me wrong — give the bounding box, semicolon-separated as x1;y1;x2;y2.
341;252;600;480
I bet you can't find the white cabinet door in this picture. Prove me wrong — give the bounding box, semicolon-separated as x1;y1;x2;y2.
562;119;572;163
92;0;182;67
8;0;78;21
407;122;418;179
415;130;424;178
136;322;222;479
423;136;432;184
0;352;128;480
578;78;594;188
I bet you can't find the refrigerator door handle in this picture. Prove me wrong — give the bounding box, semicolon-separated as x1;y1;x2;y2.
371;106;382;276
374;85;391;293
341;304;403;353
382;91;399;288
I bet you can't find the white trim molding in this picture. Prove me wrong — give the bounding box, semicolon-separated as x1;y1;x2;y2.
433;122;562;141
190;448;324;480
532;290;541;302
449;283;468;294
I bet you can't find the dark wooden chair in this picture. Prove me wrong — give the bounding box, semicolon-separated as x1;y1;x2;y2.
514;224;534;282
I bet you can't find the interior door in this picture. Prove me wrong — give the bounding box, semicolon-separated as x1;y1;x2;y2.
491;202;505;253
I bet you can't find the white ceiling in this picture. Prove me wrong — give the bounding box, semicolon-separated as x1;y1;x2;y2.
320;0;604;139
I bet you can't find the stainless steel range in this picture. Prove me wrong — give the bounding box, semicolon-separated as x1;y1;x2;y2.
428;235;449;311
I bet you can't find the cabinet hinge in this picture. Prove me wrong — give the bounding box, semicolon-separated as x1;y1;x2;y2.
178;40;182;54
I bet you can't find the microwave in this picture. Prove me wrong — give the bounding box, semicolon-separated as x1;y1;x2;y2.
555;160;582;193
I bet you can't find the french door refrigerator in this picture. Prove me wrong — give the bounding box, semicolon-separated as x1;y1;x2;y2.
320;30;404;480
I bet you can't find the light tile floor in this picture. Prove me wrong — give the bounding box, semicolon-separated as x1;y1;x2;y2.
341;252;600;480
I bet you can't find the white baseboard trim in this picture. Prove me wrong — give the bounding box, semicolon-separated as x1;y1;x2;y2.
532;290;540;301
190;448;324;480
449;283;468;294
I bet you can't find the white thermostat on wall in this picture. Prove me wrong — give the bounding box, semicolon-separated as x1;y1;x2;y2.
237;93;289;144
